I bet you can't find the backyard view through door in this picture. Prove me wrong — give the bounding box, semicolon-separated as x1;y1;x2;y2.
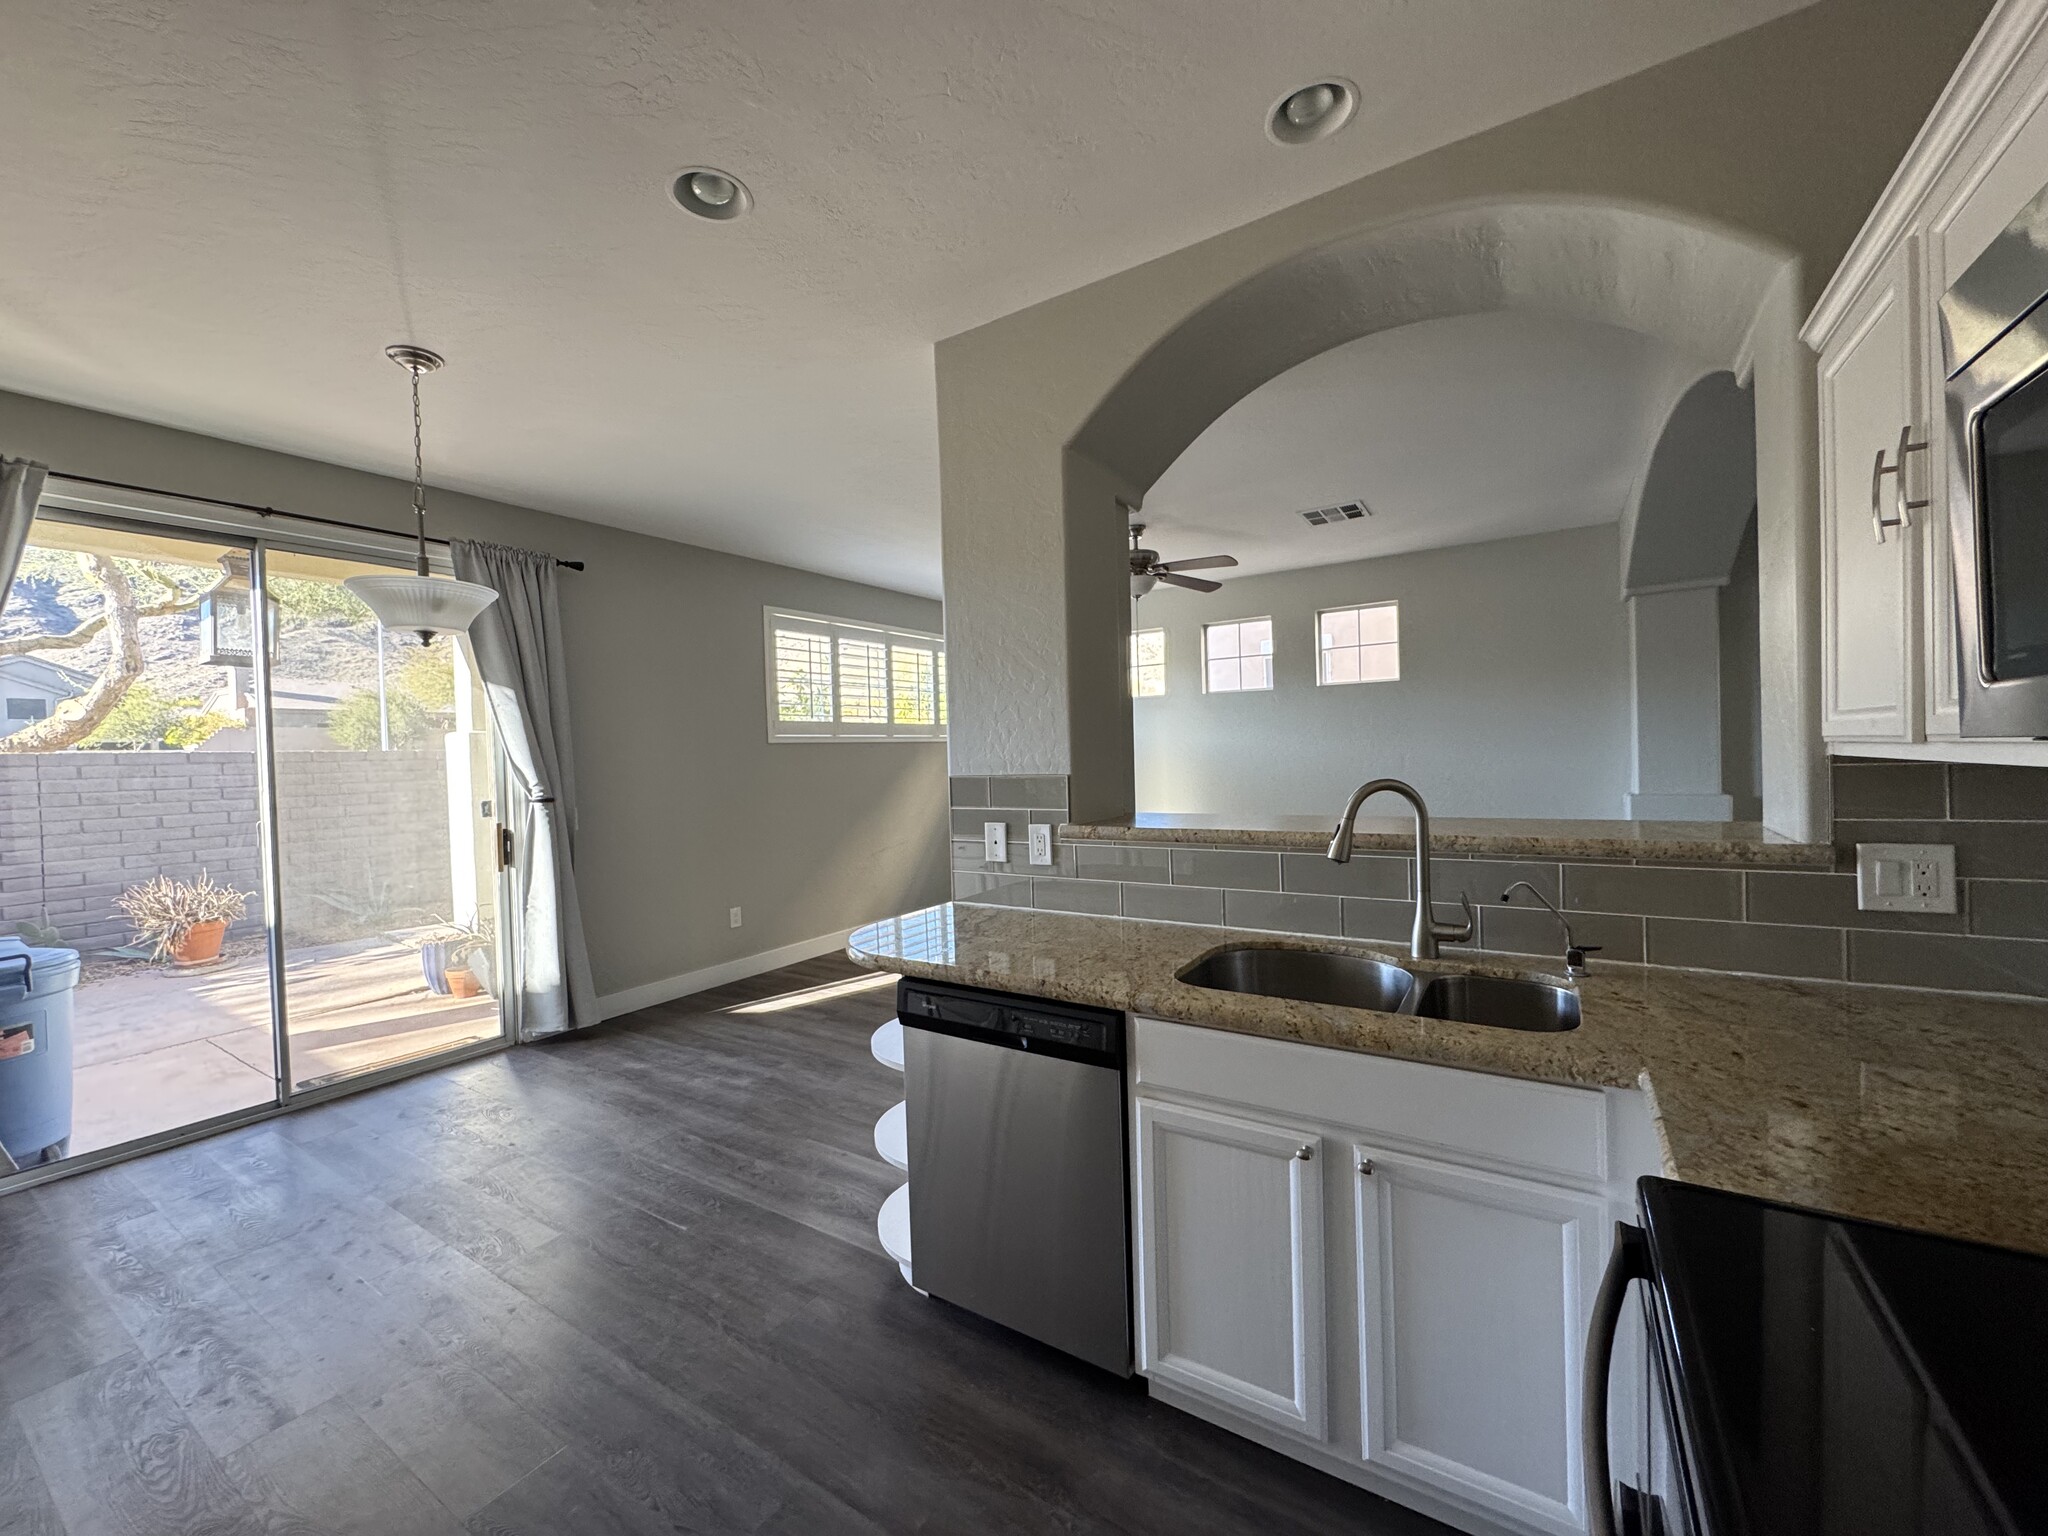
0;510;506;1169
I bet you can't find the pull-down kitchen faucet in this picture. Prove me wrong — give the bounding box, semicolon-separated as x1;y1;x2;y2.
1327;778;1474;960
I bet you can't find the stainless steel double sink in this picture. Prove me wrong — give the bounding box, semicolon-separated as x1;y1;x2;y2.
1175;945;1580;1032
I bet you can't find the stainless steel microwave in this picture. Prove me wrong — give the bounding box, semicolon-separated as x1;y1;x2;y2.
1941;178;2048;737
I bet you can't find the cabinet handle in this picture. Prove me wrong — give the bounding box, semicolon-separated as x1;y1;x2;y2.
1870;423;1929;545
1294;1144;1314;1161
1357;1158;1375;1175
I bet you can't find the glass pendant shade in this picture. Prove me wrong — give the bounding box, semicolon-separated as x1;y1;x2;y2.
343;572;498;636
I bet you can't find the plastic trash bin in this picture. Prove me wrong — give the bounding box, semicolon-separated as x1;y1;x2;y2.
0;936;81;1168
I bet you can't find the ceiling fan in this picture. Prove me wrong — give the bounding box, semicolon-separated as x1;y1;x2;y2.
1128;523;1238;598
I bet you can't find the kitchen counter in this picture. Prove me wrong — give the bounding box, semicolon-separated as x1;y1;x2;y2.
1059;812;1834;867
849;902;2048;1257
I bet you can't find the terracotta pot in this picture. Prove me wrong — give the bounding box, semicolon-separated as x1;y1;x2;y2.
447;967;482;999
171;919;228;967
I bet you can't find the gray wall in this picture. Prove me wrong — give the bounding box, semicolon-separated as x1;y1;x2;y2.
0;387;949;1003
934;0;1993;808
1132;525;1630;820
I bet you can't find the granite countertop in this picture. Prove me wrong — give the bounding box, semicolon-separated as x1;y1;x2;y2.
848;902;2048;1257
1059;812;1835;867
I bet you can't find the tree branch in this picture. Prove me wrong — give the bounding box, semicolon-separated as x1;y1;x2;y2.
0;564;232;659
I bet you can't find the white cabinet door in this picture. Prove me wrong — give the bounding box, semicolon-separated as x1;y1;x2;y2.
1134;1097;1326;1439
1819;239;1926;742
1353;1146;1605;1536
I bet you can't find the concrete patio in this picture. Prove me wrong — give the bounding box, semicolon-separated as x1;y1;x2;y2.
68;937;500;1155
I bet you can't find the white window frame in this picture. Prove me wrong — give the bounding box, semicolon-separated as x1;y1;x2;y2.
764;607;947;742
1202;617;1275;694
1130;628;1167;698
1315;601;1401;686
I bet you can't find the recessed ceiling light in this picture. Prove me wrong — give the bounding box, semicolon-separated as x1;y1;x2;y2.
1266;79;1358;146
670;167;753;221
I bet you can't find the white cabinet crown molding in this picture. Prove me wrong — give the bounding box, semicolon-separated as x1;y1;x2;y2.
1803;0;2048;348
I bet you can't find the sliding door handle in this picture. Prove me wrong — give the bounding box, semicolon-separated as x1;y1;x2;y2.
495;825;515;873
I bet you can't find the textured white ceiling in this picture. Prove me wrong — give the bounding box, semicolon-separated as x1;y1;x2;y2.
1140;310;1699;578
0;0;1807;596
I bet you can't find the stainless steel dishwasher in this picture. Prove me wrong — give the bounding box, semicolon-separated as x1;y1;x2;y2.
897;978;1131;1375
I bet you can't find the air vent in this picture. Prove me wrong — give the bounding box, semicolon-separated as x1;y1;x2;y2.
1299;500;1371;527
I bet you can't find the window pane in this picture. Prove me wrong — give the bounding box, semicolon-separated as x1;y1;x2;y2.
1323;645;1361;685
1243;619;1273;656
936;650;947;725
1207;657;1238;692
1320;608;1358;649
1204;622;1238;663
1134;629;1165;666
1358;603;1399;645
890;644;937;725
1360;643;1400;681
1242;656;1272;690
837;637;889;722
773;629;834;721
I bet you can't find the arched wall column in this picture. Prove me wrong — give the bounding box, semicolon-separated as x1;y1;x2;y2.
1036;198;1823;838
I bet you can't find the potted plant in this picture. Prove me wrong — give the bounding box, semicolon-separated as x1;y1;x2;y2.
115;871;251;968
416;913;494;998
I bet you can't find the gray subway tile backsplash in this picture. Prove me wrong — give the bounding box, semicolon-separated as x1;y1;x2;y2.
936;758;2048;998
1563;864;1743;921
1968;879;2048;939
1848;929;2048;995
1073;842;1171;884
1835;818;2048;882
952;870;1032;907
1744;869;1967;933
1171;847;1281;891
1481;905;1644;964
1830;760;1947;819
1031;876;1120;916
1282;852;1409;899
1431;859;1560;909
988;775;1069;811
1949;764;2048;822
1646;918;1844;981
1122;883;1226;926
1224;889;1343;937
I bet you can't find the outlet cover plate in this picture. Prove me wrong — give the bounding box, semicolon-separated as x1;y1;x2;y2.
983;821;1008;863
1855;843;1956;914
1027;823;1053;866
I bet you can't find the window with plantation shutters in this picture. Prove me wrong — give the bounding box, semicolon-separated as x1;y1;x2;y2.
764;608;947;741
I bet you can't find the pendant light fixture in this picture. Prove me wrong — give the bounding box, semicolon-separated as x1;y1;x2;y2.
343;345;499;644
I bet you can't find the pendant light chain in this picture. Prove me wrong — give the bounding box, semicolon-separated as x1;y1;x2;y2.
410;363;429;578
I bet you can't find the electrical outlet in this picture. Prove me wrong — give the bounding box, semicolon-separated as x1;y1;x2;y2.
983;821;1008;863
1028;823;1053;866
729;906;743;929
1855;843;1956;914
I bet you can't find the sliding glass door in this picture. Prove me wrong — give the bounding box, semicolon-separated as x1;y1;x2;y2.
266;550;506;1092
0;504;508;1180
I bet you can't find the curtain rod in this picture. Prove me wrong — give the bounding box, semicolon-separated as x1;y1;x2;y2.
38;468;586;571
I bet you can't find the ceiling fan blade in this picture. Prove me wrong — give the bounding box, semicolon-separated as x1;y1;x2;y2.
1154;554;1238;573
1156;571;1223;593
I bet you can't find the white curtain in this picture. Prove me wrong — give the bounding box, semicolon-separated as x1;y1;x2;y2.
450;539;597;1040
0;458;49;618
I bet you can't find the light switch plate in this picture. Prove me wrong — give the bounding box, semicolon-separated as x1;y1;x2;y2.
1027;823;1053;866
983;821;1008;863
1855;843;1956;913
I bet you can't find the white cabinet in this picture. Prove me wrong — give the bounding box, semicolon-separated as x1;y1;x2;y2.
1133;1098;1326;1438
1130;1017;1657;1536
1806;0;2048;759
1818;240;1924;741
1353;1147;1606;1536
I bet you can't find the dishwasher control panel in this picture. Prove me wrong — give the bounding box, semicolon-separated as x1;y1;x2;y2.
898;981;1123;1065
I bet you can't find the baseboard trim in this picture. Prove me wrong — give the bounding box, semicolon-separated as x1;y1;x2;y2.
597;927;857;1020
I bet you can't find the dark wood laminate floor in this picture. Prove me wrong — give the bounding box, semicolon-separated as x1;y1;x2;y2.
0;955;1450;1536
